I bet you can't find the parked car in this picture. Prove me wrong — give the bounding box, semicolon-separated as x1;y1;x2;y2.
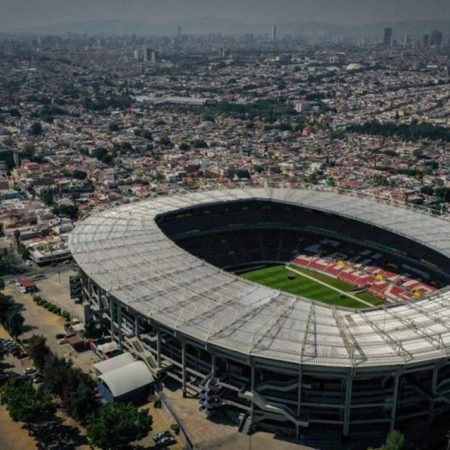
23;367;37;375
32;373;43;383
13;350;28;359
153;431;172;442
0;372;10;384
4;340;19;352
32;274;46;281
157;436;176;447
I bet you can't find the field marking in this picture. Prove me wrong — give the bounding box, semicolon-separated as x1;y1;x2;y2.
285;265;373;308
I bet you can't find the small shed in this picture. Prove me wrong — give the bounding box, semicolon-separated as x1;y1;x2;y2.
96;341;120;359
19;279;37;293
66;335;88;352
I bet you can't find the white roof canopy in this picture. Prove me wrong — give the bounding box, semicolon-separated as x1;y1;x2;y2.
99;361;154;398
70;188;450;369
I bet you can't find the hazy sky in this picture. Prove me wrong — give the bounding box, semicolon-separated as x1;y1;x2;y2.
0;0;449;31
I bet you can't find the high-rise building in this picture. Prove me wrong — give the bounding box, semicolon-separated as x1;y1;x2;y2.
423;34;430;48
430;29;443;48
272;24;277;42
219;47;230;58
383;27;393;47
402;35;410;48
177;25;182;40
143;47;151;62
150;50;159;64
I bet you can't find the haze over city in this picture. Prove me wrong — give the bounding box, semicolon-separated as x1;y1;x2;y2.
0;0;450;32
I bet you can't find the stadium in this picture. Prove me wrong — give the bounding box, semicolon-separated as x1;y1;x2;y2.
69;188;450;447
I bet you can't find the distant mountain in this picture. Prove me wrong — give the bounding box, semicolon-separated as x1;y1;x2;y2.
12;18;450;38
16;20;157;36
14;18;343;36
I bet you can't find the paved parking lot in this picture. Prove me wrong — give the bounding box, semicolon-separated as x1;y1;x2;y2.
33;264;84;321
3;281;97;374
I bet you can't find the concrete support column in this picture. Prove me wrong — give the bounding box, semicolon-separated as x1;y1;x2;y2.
390;373;400;431
343;373;353;437
428;364;440;427
181;338;186;397
117;304;123;350
431;364;439;395
250;361;255;427
156;328;161;366
297;366;303;417
134;316;139;339
211;354;216;378
109;297;115;340
296;366;303;440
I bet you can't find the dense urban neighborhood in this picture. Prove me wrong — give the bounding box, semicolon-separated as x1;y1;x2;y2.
0;27;450;450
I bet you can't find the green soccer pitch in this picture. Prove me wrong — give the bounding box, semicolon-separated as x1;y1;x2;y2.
240;265;385;309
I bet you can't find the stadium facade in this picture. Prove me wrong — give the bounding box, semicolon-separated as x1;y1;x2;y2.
69;188;450;445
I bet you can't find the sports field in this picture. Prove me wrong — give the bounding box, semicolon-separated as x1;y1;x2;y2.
240;265;384;309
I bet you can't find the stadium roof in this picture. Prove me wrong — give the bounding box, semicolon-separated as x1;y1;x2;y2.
69;188;450;369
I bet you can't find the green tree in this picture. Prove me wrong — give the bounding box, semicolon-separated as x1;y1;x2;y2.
102;154;114;165
0;293;25;338
0;248;21;275
159;136;173;148
368;430;405;450
191;138;208;148
40;190;54;206
52;204;79;220
385;430;405;450
27;335;52;371
42;359;74;398
87;403;152;450
142;130;153;140
435;187;450;202
179;142;191;151
420;186;434;196
84;320;102;339
8;312;24;338
94;147;108;161
72;169;87;180
65;381;97;424
0;382;56;426
27;335;99;422
93;147;114;165
29;121;43;136
20;247;30;261
13;229;21;247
